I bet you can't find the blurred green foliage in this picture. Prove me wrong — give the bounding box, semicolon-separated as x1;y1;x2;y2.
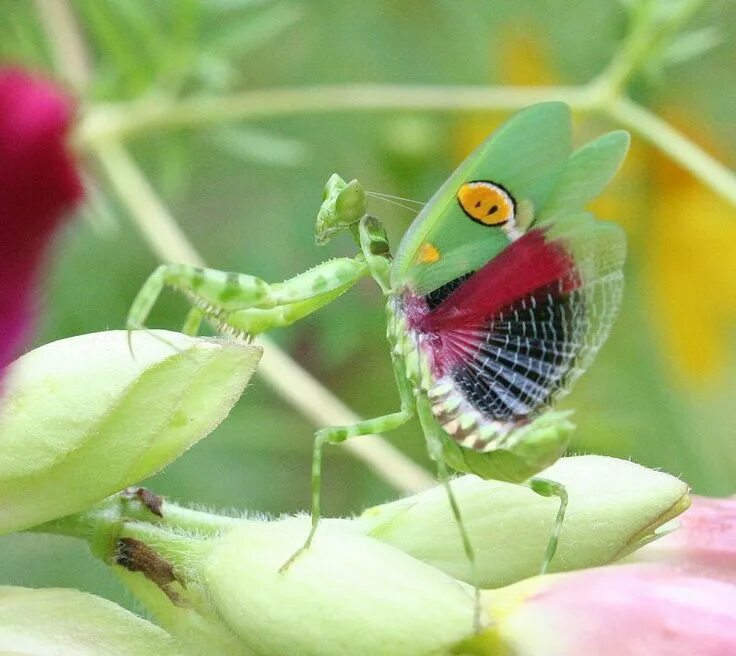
0;0;734;611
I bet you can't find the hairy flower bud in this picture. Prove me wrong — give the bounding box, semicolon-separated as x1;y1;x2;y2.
0;330;260;534
202;517;477;656
104;460;694;656
114;516;480;656
358;455;690;587
0;586;186;655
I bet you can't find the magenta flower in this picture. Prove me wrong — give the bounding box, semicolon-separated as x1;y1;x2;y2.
635;495;736;583
480;564;736;655
0;69;82;376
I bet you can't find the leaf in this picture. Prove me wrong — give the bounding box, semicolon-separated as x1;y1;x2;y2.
75;0;153;96
207;2;303;58
661;27;722;66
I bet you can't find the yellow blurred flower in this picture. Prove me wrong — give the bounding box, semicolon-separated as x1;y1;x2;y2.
645;121;736;383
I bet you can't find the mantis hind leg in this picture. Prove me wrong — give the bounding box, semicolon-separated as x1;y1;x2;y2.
415;394;482;632
528;477;569;575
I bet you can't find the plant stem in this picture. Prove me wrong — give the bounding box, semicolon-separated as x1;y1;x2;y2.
92;139;434;494
30;493;239;543
33;0;92;93
590;0;708;99
75;79;736;210
607;96;736;206
74;84;593;145
73;0;736;210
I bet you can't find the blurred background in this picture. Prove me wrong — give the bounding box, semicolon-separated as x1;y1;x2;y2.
1;0;734;609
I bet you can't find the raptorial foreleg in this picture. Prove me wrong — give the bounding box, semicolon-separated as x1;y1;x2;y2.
127;257;369;337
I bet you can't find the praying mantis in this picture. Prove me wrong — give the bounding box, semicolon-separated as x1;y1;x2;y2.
127;102;627;597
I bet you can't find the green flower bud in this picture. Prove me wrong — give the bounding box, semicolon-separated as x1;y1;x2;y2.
203;517;477;656
357;455;690;588
0;330;260;535
0;586;187;655
115;517;479;656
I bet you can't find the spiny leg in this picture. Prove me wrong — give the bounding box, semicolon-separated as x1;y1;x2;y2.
128;263;269;333
416;394;482;632
127;264;168;335
126;265;212;355
227;288;359;335
127;258;369;337
527;477;569;575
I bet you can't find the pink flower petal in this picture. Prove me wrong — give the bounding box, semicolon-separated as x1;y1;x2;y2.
636;495;736;583
0;69;83;376
499;564;736;656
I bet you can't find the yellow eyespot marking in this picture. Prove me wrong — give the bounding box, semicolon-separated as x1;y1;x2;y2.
457;181;516;227
417;242;441;264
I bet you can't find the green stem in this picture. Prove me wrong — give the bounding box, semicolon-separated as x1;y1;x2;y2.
145;502;240;536
30;494;239;552
73;1;736;210
33;0;92;93
607;96;736;206
29;508;109;540
590;0;708;99
29;501;124;561
74;84;593;146
76;78;736;210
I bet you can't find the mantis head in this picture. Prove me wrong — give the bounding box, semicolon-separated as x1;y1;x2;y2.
315;173;368;245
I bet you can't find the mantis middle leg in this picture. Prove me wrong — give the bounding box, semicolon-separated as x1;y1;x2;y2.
279;352;416;572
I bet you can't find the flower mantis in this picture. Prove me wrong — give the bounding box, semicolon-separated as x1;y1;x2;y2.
128;102;628;597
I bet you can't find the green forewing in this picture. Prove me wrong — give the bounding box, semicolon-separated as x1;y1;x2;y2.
391;102;572;296
540;130;630;219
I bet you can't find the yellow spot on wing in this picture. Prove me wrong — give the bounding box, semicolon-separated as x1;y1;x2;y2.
417;242;441;264
457;181;515;226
